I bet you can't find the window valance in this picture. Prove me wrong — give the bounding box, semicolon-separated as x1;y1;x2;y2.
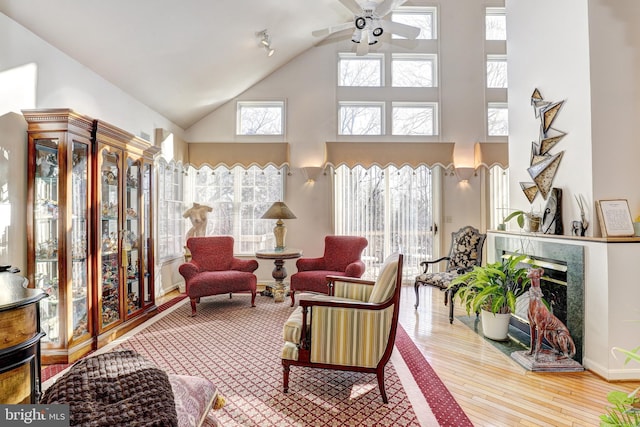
186;142;290;169
474;142;508;169
324;142;454;169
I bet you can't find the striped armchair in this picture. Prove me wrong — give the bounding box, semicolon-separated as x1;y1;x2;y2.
281;253;403;403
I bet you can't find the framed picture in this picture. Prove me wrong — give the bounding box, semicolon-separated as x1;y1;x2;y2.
596;199;635;237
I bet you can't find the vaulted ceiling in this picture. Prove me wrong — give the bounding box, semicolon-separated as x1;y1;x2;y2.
0;0;353;129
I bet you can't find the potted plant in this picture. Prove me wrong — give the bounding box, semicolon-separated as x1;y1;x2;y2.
449;254;531;340
600;346;640;426
504;209;542;232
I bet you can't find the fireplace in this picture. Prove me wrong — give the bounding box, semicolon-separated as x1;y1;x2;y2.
494;237;585;363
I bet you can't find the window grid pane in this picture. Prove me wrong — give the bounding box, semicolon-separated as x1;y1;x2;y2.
487;56;508;88
486;8;506;40
339;56;383;87
391;9;436;40
488;103;508;136
237;102;284;135
489;165;509;229
392;56;435;87
157;159;185;261
392;104;436;135
339;103;383;135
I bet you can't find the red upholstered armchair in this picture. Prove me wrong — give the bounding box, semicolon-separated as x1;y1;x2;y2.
179;236;259;316
289;235;368;306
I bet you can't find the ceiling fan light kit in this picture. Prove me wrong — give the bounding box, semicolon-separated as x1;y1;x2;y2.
313;0;420;55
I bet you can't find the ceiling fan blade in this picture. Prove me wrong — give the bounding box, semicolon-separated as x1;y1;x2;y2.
339;0;364;15
312;21;354;37
375;0;407;18
381;20;420;39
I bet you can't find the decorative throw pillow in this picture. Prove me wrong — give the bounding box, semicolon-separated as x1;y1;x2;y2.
169;374;224;427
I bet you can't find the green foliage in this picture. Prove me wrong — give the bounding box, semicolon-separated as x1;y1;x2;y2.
600;347;640;426
449;254;531;315
503;209;541;229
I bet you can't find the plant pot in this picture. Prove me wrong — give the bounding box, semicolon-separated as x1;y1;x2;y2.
525;216;541;233
480;309;511;341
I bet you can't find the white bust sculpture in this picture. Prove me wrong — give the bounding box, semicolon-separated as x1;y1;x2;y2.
183;202;213;239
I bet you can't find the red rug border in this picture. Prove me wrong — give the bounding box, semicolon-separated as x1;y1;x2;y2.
395;325;473;427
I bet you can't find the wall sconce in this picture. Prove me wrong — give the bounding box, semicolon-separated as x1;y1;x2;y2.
454;167;475;183
257;29;275;57
300;166;323;183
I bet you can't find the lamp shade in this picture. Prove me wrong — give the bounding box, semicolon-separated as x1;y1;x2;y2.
261;202;297;220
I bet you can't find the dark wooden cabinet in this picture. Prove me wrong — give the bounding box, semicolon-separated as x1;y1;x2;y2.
0;272;47;404
23;109;159;364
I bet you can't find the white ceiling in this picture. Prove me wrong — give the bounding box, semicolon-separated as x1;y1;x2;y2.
0;0;353;129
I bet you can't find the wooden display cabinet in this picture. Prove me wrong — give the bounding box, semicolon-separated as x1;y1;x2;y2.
24;109;159;364
94;121;159;347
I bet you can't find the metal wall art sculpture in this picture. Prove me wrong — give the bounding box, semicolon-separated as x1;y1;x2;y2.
542;188;563;235
521;89;567;203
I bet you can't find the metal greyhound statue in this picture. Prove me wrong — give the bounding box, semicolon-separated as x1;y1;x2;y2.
526;267;576;361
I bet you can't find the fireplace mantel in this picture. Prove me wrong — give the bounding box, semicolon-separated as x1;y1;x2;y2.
487;231;640;381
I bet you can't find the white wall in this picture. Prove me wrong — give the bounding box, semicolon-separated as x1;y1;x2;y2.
505;0;594;234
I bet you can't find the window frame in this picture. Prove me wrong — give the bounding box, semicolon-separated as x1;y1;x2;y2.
338;101;385;136
157;158;185;262
486;54;508;89
391;6;438;40
236;100;285;136
487;102;509;137
391;102;438;136
485;7;507;41
338;53;384;87
391;53;438;88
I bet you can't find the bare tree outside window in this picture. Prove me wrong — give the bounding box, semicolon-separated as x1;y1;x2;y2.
392;8;436;40
187;165;284;254
237;102;283;135
339;104;383;135
488;104;509;136
486;7;506;40
392;56;435;87
334;164;433;279
487;56;507;88
392;104;435;135
339;55;382;87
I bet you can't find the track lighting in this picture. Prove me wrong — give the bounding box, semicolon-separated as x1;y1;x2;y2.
257;29;275;57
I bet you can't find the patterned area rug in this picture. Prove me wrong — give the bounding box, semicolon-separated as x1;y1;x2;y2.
45;294;471;426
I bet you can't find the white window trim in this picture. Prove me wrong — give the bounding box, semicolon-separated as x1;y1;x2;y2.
391;53;438;88
236;100;286;136
337;53;385;87
391;101;439;136
392;6;438;40
338;101;386;136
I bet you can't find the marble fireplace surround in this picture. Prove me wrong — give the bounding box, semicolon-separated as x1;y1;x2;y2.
488;231;640;381
494;235;584;364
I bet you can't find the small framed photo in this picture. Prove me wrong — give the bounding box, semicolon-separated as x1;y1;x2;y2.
596;199;635;237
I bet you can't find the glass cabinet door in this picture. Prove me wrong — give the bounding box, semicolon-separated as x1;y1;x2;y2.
142;162;153;306
71;142;90;340
99;148;121;329
125;158;142;315
33;139;60;344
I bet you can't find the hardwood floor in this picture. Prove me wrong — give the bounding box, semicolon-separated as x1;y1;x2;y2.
401;284;639;427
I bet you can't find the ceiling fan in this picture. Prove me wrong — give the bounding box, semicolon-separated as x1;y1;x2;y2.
313;0;420;56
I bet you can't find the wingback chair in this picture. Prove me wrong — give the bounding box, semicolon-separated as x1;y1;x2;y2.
281;253;403;403
414;225;486;323
289;235;368;306
179;236;259;316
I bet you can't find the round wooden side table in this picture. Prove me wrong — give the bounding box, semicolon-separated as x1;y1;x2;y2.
255;248;302;303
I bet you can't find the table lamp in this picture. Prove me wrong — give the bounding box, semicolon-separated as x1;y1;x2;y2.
261;201;297;250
